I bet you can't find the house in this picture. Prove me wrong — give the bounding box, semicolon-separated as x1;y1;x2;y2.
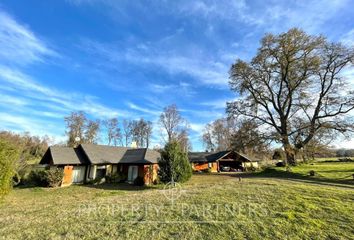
188;150;258;172
40;144;160;186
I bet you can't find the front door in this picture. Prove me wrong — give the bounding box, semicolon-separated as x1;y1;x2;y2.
127;165;138;183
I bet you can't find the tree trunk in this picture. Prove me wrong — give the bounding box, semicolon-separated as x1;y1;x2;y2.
284;144;296;166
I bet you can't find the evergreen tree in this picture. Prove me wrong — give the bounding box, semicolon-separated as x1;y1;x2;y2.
159;141;192;183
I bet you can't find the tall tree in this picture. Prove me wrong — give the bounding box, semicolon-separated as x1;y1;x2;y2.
84;120;100;144
202;118;234;151
104;118;122;146
64;111;87;147
122;119;133;147
177;129;191;152
227;28;354;165
159;104;190;150
131;118;153;148
230;120;269;157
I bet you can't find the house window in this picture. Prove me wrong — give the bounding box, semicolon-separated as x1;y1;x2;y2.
96;165;106;179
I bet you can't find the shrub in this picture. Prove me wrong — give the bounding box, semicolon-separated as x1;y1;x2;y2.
0;140;20;197
27;168;63;187
158;141;192;183
45;168;64;187
106;172;127;183
309;170;316;176
27;170;48;186
134;176;145;186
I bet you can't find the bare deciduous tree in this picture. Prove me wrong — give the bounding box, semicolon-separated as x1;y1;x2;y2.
227;28;354;165
202;118;234;151
131;118;153;148
84;120;100;144
159;104;190;151
104;118;122;146
64;111;87;147
122;119;133;147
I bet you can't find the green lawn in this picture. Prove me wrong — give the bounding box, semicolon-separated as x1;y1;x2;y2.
0;161;353;240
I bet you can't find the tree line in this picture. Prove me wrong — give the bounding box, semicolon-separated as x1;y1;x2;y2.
64;104;191;151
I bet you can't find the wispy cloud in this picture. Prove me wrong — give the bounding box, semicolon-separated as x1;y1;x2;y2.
0;66;135;119
341;29;354;47
125;101;161;117
0;9;57;66
80;38;231;88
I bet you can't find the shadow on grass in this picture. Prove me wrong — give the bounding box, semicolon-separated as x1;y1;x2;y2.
80;182;157;191
234;168;354;190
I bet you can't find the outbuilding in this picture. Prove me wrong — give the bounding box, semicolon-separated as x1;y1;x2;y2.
188;150;258;172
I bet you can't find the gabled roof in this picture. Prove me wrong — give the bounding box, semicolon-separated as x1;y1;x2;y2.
79;144;130;164
188;150;253;163
40;146;89;165
40;144;161;165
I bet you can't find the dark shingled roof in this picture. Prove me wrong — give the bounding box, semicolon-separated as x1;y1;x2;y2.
40;144;161;165
188;150;253;163
40;146;89;165
120;149;154;164
79;144;130;164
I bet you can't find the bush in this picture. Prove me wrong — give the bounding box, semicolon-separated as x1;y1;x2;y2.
134;176;145;186
158;141;192;183
0;140;20;197
27;168;63;187
309;170;316;176
45;168;64;187
27;170;47;186
106;172;127;183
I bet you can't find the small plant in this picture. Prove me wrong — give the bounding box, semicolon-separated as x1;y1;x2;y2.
309;170;316;176
86;177;104;185
202;168;212;173
153;178;159;185
134;176;145;186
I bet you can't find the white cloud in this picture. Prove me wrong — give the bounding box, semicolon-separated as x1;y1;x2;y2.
189;123;205;132
80;39;231;87
200;97;237;109
0;10;57;66
0;66;135;119
177;0;348;33
0;112;66;143
125;101;161;116
341;29;354;47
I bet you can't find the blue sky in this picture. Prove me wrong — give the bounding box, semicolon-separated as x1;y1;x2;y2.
0;0;354;150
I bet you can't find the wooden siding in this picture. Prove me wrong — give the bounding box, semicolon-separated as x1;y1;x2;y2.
192;162;218;172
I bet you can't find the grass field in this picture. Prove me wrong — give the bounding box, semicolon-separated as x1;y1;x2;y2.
0;161;353;240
